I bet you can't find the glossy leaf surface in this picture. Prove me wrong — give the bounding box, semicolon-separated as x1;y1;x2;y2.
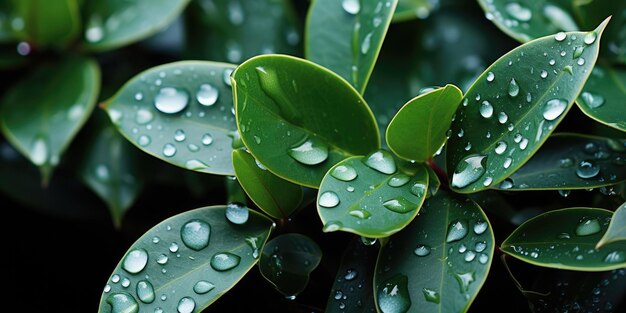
596;202;626;249
576;64;626;132
317;153;428;237
374;193;494;313
98;205;273;313
232;54;379;187
104;61;238;176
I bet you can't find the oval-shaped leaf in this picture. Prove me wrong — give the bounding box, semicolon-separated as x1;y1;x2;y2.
492;134;626;191
258;233;322;298
597;202;626;249
501;208;626;271
576;64;626;132
12;0;80;47
305;0;398;93
98;205;273;313
232;149;303;219
232;54;380;188
374;192;495;313
446;20;609;193
79;122;144;228
185;0;301;63
325;237;378;313
478;0;580;43
393;0;439;22
104;61;238;176
386;84;462;162
317;152;428;238
82;0;191;51
0;56;100;182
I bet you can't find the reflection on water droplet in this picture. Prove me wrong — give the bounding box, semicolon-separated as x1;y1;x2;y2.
201;133;213;146
559;157;574;168
162;144;176;157
136;109;154;124
479;101;493;118
349;209;371;219
197;83;219;106
410;183;426;198
210;252;241;271
451;155;487;189
223;68;233;86
422;288;440;304
193;281;215;294
465;250;476;262
288;137;329;165
226;203;249;224
446;220;468;243
137;280;155;303
30;138;48;166
495;141;507;155
177;297;195;313
575;218;601;236
383;197;418;214
342;0;360;15
503;158;512;169
123;249;148;274
454;272;475;293
156;254;168;265
580;92;605;109
506;3;532;21
363;150;396;174
344;269;358;281
361;32;372;54
604;251;625;263
474;220;488;235
154;87;189;114
555;32;566;41
378;274;411;313
486;72;495;82
185;159;208;170
138;135;151;147
319;191;340;208
478;254;489;264
323;221;343;232
576;160;599;179
388;173;410;187
584;32;597;45
508;78;520;97
543;99;567;121
174;129;186;142
107;292;139;313
475;241;487;252
331;165;357;181
181;219;211;250
573;46;585;58
414;244;431;257
498;112;508;124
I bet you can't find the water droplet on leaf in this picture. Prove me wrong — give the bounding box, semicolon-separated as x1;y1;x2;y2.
319;191;340;208
446;220;469;243
210;252;241;271
181;220;211;251
363;150;396;174
123;249;148;274
154;87;189;114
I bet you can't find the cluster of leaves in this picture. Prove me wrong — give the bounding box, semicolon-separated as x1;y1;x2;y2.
0;0;624;312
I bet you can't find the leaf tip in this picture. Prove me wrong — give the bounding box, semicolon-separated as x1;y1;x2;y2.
595;16;612;35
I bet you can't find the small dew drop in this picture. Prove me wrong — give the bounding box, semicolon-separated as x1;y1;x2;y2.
319;191;340;208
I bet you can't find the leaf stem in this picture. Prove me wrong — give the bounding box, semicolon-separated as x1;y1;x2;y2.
427;159;449;189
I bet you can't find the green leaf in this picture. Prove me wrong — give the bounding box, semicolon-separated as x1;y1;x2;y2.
104;61;238;176
98;205;273;313
79;121;144;228
446;19;609;193
478;0;580;43
501;208;626;271
305;0;398;93
393;0;438;22
374;192;495;313
0;56;100;182
185;0;301;63
11;0;80;47
572;0;626;64
325;237;378;313
232;149;303;219
232;54;380;188
596;202;626;249
0;2;17;43
425;165;441;197
576;64;626;132
258;233;322;298
82;0;191;52
492;134;626;191
386;84;462;162
317;152;428;238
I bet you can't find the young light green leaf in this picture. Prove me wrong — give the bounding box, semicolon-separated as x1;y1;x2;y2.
185;0;301;63
325;237;378;313
305;0;398;93
11;0;80;47
82;0;191;52
576;64;626;132
317;152;428;238
393;0;439;22
0;56;100;183
98;205;273;313
596;202;626;249
232;54;380;188
104;61;238;176
386;84;462;162
478;0;579;43
79;122;144;228
447;19;610;193
374;192;494;313
501;208;626;271
232;149;303;219
492;134;626;191
258;233;322;298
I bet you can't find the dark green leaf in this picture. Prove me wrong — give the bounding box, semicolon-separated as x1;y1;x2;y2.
492;134;626;191
305;0;398;93
447;20;609;193
232;149;303;219
79;122;144;228
576;64;626;132
374;192;495;313
571;0;626;64
597;202;626;248
82;0;191;51
258;233;322;298
0;56;100;182
98;205;273;313
317;152;428;237
501;208;626;271
393;0;438;22
104;61;238;176
232;54;380;188
11;0;80;47
325;237;377;313
0;2;16;43
185;0;301;63
386;84;462;162
425;165;440;197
